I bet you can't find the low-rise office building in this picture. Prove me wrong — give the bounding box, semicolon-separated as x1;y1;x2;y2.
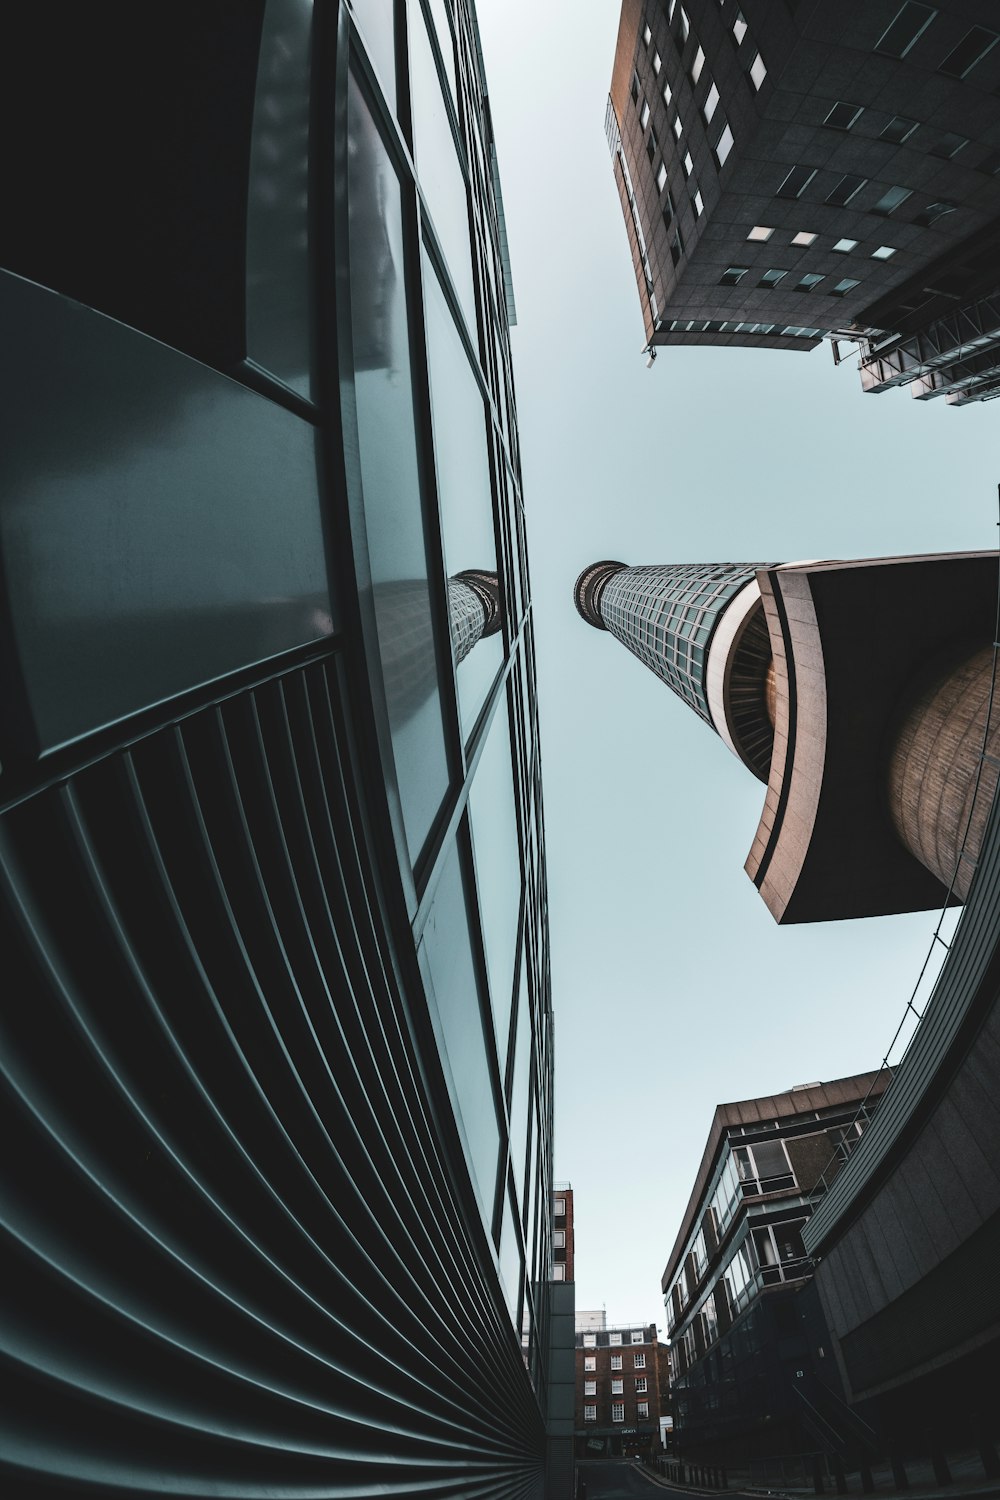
661;1075;889;1468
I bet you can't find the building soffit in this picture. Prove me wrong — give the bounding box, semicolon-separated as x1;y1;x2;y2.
745;553;996;924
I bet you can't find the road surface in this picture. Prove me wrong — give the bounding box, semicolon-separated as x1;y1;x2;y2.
575;1460;672;1498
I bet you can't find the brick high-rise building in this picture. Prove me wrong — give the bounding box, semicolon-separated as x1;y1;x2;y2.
607;0;1000;407
575;554;1000;922
554;1185;576;1282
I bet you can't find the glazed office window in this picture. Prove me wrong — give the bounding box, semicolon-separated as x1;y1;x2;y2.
691;188;704;216
652;50;662;75
690;45;705;83
826;174;867;206
347;75;450;866
352;0;397;103
748;52;767;89
832;237;858;252
470;698;522;1091
631;1331;645;1344
719;266;749;285
554;1198;566;1217
553;1230;565;1249
796;273;824;291
419;838;501;1228
422;254;502;737
732;8;747;43
583;1333;597;1347
584;1406;597;1422
612;1379;624;1395
824;101;862;130
702;83;719;124
636;1377;648;1394
915;200;956;226
611;1354;623;1370
584;1356;596;1371
426;0;457;101
939;26;998;78
871;245;897;260
638;1401;650;1419
881;115;918;143
872;185;912;215
631;69;640;103
641;98;651;129
746;225;773;242
584;1380;597;1395
673;114;684;141
929;132;967;159
552;1263;565;1281
507;960;531;1200
777;165;817;199
658;161;669;192
758;269;787;289
498;1187;523;1325
792;231;817;246
830;278;861;297
876;3;937;58
634;1353;646;1368
734;1140;795;1191
643;21;652;45
663;79;673;107
715;123;734;168
683;151;694;177
410;5;476;332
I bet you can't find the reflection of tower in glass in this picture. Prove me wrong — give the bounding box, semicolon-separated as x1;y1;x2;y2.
346;92;397;372
576;555;1000;921
377;570;501;725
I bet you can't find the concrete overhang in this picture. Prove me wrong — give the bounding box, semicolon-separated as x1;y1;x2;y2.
746;552;997;923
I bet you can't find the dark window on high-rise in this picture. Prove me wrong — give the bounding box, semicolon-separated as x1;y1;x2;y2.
631;69;640;103
872;185;913;215
758;269;788;288
914;200;956;226
978;150;1000;175
823;101;863;130
880;115;918;143
671;229;685;266
829;277;861;297
825;174;867;206
876;3;937;59
795;273;824;292
938;27;999;79
719;266;749;285
930;133;967;159
777;165;817;199
662;191;676;230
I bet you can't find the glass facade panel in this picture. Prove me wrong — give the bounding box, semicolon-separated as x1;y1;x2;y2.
245;0;314;397
410;6;477;332
347;74;450;865
498;1184;523;1326
508;952;532;1205
423;251;503;734
352;0;397;105
420;838;501;1227
470;693;522;1055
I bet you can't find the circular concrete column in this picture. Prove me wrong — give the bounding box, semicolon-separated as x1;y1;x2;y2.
888;645;1000;900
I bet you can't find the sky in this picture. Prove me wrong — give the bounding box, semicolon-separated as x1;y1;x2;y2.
475;1;1000;1332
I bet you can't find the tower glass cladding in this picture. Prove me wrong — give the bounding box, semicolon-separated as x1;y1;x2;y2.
0;3;556;1495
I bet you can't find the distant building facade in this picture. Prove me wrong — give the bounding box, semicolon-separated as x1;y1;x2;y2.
575;1317;670;1462
554;1185;576;1282
607;0;1000;406
575;554;1000;922
661;1076;889;1468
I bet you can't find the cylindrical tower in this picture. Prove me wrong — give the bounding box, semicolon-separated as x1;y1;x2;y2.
575;552;999;921
376;569;501;722
574;560;777;781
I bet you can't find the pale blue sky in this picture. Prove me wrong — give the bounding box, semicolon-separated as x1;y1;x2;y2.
478;0;995;1328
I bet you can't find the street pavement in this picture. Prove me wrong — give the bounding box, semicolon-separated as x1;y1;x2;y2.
575;1460;709;1498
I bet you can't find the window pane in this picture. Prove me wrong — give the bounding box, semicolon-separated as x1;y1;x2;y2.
347;74;450;863
422;254;503;735
508;956;532;1205
498;1187;523;1326
246;0;314;397
410;6;476;332
352;0;397;105
420;839;501;1225
876;2;937;58
470;695;523;1053
872;185;913;215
